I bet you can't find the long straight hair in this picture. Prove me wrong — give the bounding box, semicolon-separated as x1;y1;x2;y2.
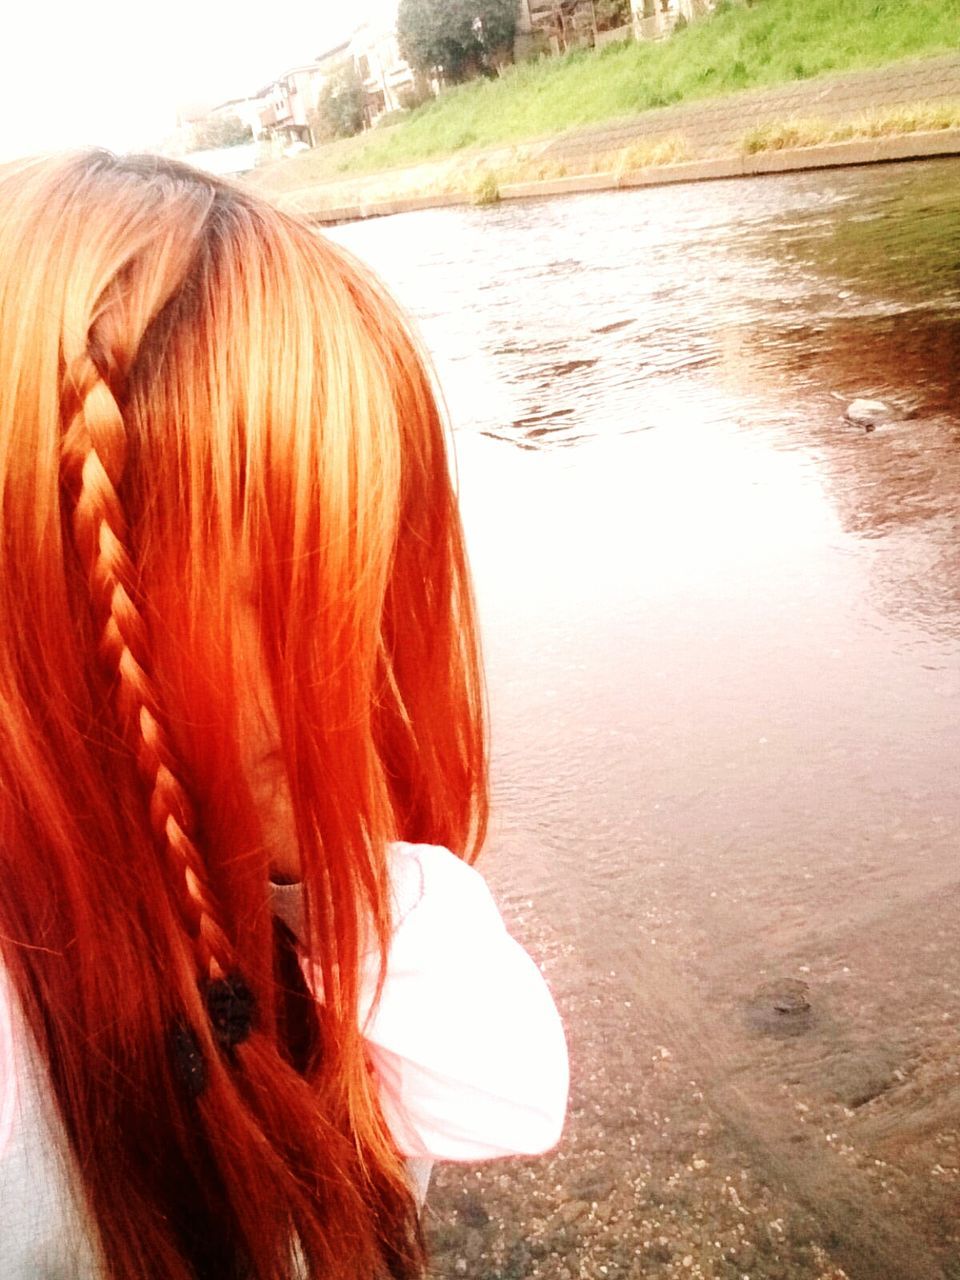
0;151;487;1278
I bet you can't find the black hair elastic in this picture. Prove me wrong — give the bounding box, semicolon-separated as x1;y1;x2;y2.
169;975;256;1100
204;973;256;1051
170;1019;208;1099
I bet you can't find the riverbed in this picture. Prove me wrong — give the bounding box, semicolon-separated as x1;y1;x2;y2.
329;157;960;1280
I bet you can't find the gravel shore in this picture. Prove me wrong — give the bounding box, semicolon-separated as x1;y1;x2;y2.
423;903;960;1280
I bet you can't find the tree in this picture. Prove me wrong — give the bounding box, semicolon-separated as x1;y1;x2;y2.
398;0;477;82
188;114;252;152
475;0;517;60
398;0;516;83
311;64;366;141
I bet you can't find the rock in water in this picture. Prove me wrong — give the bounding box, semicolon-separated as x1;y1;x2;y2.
844;398;892;428
768;980;811;1014
752;978;810;1014
745;978;813;1035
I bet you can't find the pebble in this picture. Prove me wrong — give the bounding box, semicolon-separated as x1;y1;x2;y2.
464;1229;484;1262
459;1192;490;1228
569;1174;615;1202
557;1199;591;1225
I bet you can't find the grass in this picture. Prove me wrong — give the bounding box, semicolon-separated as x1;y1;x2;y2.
741;100;960;152
266;95;959;217
493;134;693;182
269;134;698;217
472;171;501;203
246;0;959;196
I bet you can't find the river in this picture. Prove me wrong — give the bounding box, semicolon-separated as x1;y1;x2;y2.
328;156;960;1280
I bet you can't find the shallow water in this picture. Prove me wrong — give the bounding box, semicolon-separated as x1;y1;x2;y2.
330;158;960;1279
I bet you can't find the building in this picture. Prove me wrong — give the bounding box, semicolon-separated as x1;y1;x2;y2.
209;94;270;142
631;0;715;42
516;1;632;58
349;21;420;123
258;44;350;149
515;0;711;56
256;27;420;144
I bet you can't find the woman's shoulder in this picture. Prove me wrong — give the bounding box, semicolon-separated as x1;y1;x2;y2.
364;843;569;1161
387;841;503;931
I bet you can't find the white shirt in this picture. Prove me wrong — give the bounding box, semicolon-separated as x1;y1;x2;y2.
0;843;568;1276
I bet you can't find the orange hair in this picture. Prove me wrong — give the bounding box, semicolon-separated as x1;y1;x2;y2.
0;151;487;1278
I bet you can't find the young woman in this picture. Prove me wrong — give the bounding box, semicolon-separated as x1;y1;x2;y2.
0;151;568;1279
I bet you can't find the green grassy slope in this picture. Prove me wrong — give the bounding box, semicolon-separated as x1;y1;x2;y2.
249;0;959;189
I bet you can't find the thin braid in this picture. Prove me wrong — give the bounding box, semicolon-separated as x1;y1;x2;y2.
61;353;248;1036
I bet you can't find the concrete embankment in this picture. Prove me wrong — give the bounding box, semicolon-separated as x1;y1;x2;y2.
306;128;960;225
250;52;960;226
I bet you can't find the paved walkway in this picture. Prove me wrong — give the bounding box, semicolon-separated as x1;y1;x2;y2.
543;51;960;161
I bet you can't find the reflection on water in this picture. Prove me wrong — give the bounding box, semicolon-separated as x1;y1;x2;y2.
330;159;960;1279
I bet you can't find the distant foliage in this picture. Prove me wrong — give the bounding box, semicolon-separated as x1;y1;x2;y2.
398;0;517;83
189;114;252;151
397;77;435;111
312;64;367;141
270;0;959;181
476;0;518;58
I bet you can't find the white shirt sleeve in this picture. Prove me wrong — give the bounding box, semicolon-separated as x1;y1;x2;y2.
357;843;569;1162
0;968;16;1163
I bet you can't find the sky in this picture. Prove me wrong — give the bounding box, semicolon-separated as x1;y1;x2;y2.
0;0;396;161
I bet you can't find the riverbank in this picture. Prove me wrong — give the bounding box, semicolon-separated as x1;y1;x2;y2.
246;52;960;224
272;122;960;225
324;156;960;1280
